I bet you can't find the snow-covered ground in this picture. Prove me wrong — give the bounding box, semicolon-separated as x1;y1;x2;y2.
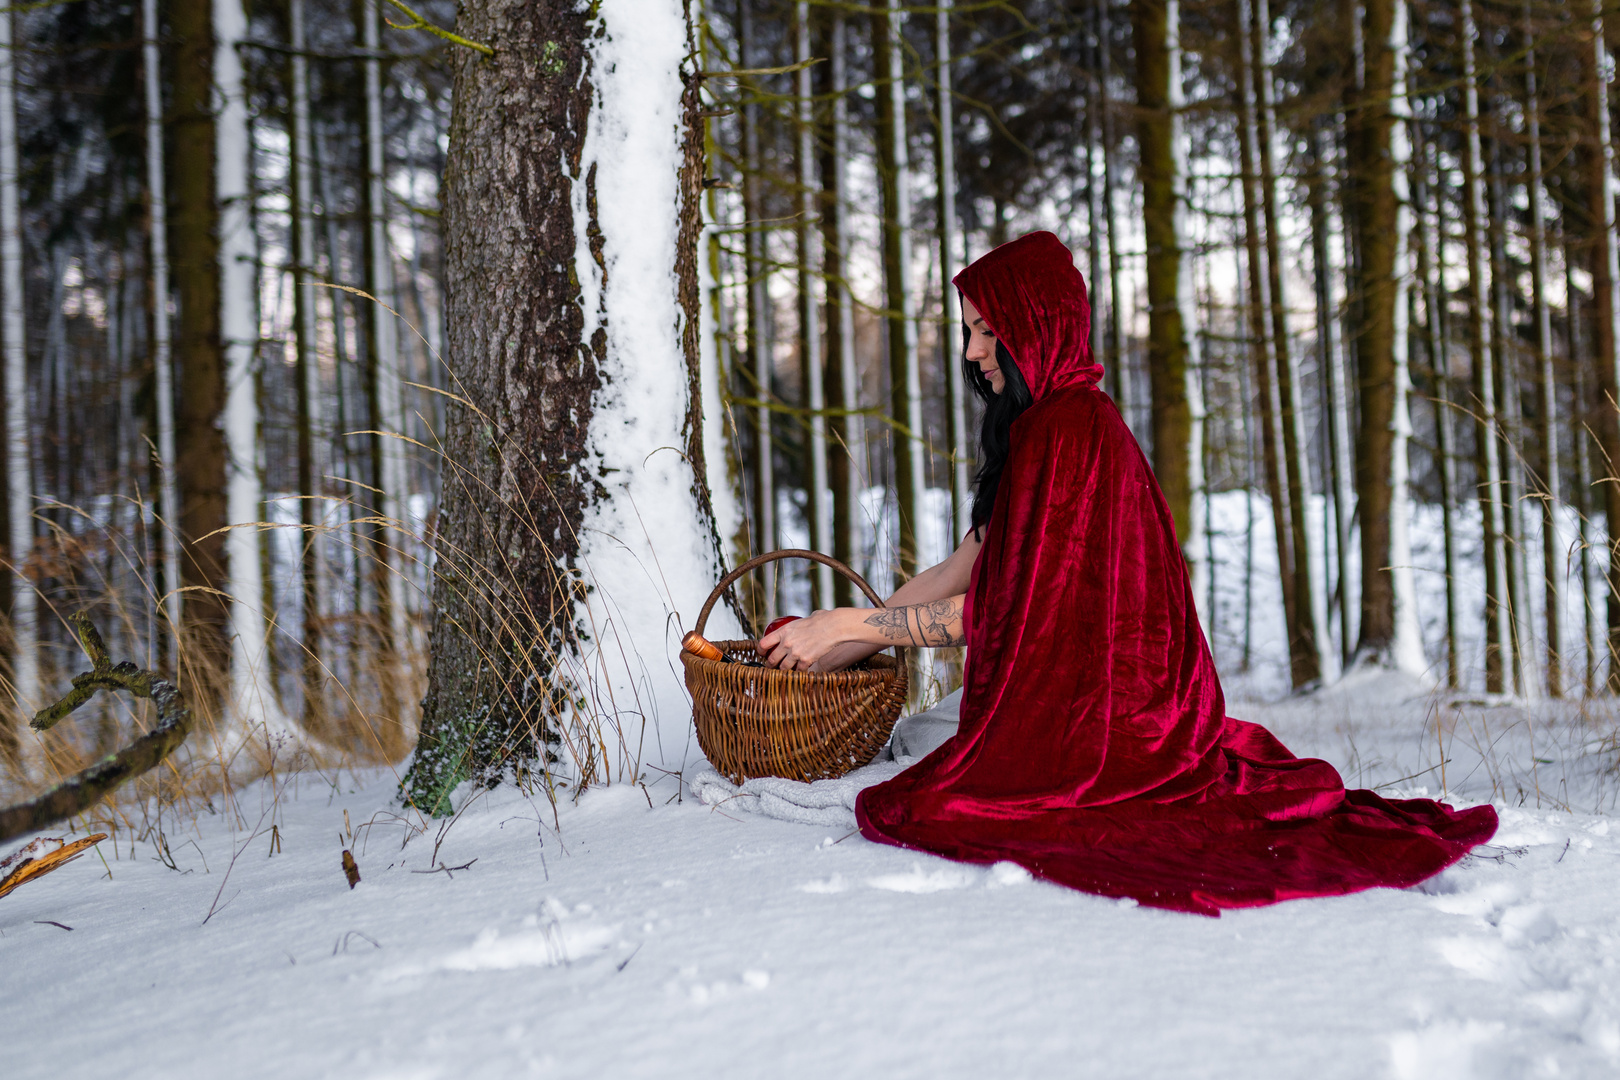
8;669;1620;1079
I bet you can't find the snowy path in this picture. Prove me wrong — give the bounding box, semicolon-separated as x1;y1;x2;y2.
9;686;1620;1078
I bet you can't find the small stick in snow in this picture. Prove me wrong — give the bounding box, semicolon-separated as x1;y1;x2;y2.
33;920;72;931
342;850;361;889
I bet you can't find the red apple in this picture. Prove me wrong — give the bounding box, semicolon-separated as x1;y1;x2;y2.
763;615;801;638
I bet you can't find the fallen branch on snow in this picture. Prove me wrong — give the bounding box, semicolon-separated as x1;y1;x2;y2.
0;612;194;845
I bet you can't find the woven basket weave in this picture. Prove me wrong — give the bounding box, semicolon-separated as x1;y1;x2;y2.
682;549;908;783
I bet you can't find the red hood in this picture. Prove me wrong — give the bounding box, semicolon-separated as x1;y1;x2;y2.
951;231;1102;401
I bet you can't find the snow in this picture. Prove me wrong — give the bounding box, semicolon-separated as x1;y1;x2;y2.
9;676;1620;1077
565;1;742;778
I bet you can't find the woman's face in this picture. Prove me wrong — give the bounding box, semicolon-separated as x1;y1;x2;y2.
961;297;1005;395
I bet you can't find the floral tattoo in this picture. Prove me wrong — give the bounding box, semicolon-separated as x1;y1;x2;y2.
863;598;966;647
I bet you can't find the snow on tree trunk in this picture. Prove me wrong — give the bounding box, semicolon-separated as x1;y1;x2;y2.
1133;0;1207;632
1344;0;1424;676
1;5;40;771
143;0;181;669
214;0;291;742
406;0;733;810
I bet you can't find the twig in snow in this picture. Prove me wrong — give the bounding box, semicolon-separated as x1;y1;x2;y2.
332;930;381;955
1558;838;1572;863
34;920;72;931
1372;760;1453;792
410;858;477;879
616;942;643;972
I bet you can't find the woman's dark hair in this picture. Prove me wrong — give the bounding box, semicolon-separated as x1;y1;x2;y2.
962;327;1034;535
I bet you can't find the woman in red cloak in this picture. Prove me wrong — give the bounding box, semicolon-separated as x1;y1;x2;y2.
757;231;1497;916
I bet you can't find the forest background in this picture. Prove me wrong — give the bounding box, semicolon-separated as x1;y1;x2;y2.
4;0;1620;819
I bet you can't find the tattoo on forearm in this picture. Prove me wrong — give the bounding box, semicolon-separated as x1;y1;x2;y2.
864;598;966;648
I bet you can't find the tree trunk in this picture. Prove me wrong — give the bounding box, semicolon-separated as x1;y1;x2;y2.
0;5;38;769
1568;256;1597;693
144;0;181;673
1235;0;1299;684
871;0;924;582
817;10;859;608
739;0;774;624
1458;0;1509;692
1581;0;1620;692
289;0;326;730
795;1;832;608
1415;128;1461;689
1133;0;1205;608
216;0;288;741
361;0;412;729
1521;0;1560;697
937;0;970;545
1343;0;1421;671
407;0;731;808
1252;0;1323;686
1307;118;1355;668
170;0;232;709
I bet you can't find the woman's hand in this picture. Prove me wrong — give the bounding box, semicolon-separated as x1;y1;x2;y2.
757;609;859;672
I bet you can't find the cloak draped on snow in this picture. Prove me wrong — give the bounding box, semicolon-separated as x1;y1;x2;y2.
853;231;1498;916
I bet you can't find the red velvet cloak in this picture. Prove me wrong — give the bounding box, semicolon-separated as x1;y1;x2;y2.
854;231;1498;916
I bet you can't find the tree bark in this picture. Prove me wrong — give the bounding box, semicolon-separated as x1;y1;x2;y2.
289;0;326;731
1252;0;1323;685
1235;0;1299;684
0;4;38;769
937;0;970;545
1458;0;1509;692
405;0;598;808
1343;0;1420;669
739;0;774;624
1522;0;1560;697
795;1;832;607
871;0;924;581
169;0;231;706
143;0;181;673
1133;0;1205;599
1581;0;1620;692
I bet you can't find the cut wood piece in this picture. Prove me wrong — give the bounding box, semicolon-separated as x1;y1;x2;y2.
0;834;107;900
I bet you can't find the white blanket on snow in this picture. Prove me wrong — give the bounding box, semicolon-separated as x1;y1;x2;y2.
689;690;962;829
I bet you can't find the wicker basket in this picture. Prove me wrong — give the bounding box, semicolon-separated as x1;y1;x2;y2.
682;549;908;784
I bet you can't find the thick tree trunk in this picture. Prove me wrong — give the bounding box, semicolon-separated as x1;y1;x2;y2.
169;0;231;707
871;0;923;581
1343;0;1421;671
407;0;729;808
1133;0;1205;605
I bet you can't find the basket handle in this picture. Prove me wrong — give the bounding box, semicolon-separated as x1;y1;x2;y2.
694;548;888;638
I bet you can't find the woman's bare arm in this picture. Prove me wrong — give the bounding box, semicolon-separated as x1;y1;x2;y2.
758;530;981;671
